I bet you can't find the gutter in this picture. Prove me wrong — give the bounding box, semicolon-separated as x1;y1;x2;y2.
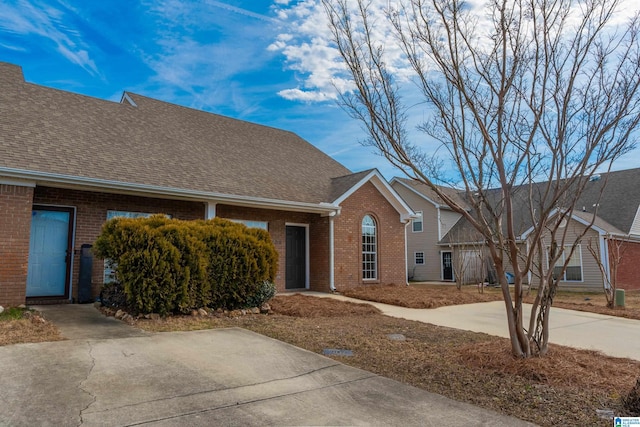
0;167;341;215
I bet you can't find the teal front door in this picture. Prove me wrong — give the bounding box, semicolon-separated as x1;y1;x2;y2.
26;207;74;298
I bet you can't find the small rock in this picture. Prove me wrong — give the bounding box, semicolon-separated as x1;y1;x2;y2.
18;304;26;309
229;310;242;318
595;409;614;419
115;309;125;319
149;313;160;321
260;303;271;314
241;309;247;316
22;311;33;319
191;310;199;317
0;305;4;314
250;307;260;314
387;333;406;341
93;301;102;308
198;308;208;316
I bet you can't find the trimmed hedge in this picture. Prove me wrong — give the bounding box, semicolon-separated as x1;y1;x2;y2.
93;216;278;314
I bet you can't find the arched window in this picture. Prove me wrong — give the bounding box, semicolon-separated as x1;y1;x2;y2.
362;215;377;280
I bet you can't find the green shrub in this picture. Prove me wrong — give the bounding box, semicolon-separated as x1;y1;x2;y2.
93;216;278;314
244;281;277;308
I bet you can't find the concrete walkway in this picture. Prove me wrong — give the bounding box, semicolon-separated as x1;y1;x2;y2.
33;304;148;340
0;304;534;426
304;292;640;361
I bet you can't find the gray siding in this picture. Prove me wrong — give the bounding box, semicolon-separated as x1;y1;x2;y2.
393;182;459;281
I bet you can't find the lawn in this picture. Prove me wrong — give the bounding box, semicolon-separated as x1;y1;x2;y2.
2;285;639;426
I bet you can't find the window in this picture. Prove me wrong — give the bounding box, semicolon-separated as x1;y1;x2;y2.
415;252;425;265
550;245;583;282
412;211;423;232
230;219;268;230
362;215;377;280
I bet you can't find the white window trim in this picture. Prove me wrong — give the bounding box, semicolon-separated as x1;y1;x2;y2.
415;252;425;265
547;244;584;283
362;215;378;280
412;211;423;233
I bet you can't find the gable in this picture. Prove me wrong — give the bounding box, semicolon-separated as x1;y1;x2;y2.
333;170;414;222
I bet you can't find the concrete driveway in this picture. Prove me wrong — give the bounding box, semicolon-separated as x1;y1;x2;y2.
306;293;640;361
0;307;533;426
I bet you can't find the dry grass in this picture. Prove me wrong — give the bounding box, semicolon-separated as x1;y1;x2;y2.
0;311;63;346
136;294;640;426
341;283;503;308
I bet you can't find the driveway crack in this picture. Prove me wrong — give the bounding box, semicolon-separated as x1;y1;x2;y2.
77;341;97;426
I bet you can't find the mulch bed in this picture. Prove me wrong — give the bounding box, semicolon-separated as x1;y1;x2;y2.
341;283;503;308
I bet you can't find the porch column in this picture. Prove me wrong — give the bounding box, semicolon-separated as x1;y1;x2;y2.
206;202;217;220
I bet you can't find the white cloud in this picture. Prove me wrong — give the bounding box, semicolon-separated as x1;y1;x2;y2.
271;0;640;103
0;0;98;75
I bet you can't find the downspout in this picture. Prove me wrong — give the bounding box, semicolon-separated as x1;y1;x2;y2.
405;220;410;286
599;232;611;289
329;215;336;292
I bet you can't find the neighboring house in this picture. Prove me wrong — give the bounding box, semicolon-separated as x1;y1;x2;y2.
0;62;414;307
390;178;466;282
392;169;640;291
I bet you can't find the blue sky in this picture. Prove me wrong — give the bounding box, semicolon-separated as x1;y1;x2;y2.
0;0;396;177
1;0;639;181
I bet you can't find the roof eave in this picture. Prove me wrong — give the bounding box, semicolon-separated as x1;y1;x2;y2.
0;167;340;215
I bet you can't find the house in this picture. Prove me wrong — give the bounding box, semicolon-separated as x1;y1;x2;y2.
0;62;414;307
392;170;640;291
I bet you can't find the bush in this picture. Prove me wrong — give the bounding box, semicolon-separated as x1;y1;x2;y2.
244;281;277;308
93;216;278;314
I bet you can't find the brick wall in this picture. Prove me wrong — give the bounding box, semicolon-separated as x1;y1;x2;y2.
216;205;330;292
333;182;407;290
613;239;640;291
34;186;205;300
0;184;34;307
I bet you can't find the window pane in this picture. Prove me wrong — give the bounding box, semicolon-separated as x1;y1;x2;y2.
362;215;377;280
565;266;582;281
412;211;423;232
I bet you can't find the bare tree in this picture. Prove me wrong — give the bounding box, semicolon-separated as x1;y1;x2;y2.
587;234;630;308
322;0;640;357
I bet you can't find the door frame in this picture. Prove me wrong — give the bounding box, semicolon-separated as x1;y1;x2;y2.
440;250;454;282
285;223;310;290
27;204;76;301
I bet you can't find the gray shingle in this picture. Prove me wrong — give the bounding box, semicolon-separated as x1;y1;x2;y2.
0;62;352;205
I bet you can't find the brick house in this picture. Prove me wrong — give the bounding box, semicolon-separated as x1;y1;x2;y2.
0;62;414;307
392;169;640;291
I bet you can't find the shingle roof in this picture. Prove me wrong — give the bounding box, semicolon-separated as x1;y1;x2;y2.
438;168;640;243
393;177;469;209
0;62;353;205
329;169;375;202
